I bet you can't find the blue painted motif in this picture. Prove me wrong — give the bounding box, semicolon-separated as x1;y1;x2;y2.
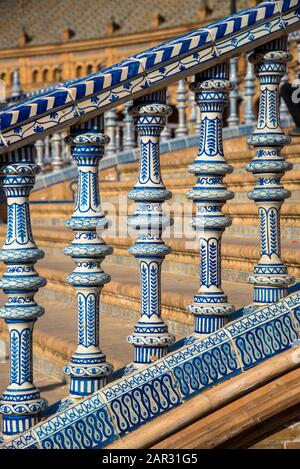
0;145;47;436
2;288;300;449
246;36;294;307
127;90;175;364
63;116;113;397
186;62;235;336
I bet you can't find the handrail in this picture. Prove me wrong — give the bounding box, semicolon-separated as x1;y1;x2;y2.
0;0;300;155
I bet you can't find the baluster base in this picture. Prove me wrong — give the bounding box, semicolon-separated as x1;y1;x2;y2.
193;314;228;336
2;414;39;437
187;294;234;336
64;355;113;398
0;389;47;436
247;266;294;305
128;331;175;365
69;376;107;397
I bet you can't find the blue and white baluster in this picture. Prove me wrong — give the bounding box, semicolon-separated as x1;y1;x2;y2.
11;69;23;98
175;80;188;138
127;90;175;364
105;109;117;158
244;53;256;125
280;35;291;123
228;57;239;127
0;146;47;437
123;101;136;150
35;139;45;172
187;64;235;337
247;38;294;306
161;90;172;142
64;116;113;397
51;132;64;170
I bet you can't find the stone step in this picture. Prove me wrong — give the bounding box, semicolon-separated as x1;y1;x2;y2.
28;168;300;210
73;170;300;200
32;257;254;327
2;224;299;280
24;135;300;208
26;197;300;241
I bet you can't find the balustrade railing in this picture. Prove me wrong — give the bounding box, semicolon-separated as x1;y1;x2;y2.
16;31;300;175
0;0;300;439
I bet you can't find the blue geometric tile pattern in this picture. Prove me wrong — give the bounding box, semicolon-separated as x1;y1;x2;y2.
102;363;181;436
0;0;300;154
2;289;300;449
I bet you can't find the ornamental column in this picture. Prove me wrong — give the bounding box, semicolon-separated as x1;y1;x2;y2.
35;139;45;172
228;57;239;127
247;37;294;306
244;53;256;125
175;80;188;138
0;145;47;437
187;63;235;337
127;90;175;364
123;101;135;150
51;132;64;170
105;110;117;158
64;116;113;397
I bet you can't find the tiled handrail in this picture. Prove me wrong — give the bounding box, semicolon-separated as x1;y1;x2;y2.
0;0;300;444
0;1;300;155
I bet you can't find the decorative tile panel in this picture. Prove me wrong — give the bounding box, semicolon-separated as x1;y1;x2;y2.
35;393;116;449
103;371;181;436
1;429;38;449
2;290;300;449
165;330;241;400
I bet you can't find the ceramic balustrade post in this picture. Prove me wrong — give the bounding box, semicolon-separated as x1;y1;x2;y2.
244;53;256;124
194;105;202;134
187;63;235;337
127;90;175;364
61;130;72;164
44;135;51;165
228;57;239;127
160;90;172;141
123;101;135;150
175;79;188;138
280;35;291;122
115;124;121;153
246;37;294;306
105;109;117;158
35;139;45;172
11;69;22;98
0;145;47;437
51;132;64;170
64;116;113;397
188;87;197;134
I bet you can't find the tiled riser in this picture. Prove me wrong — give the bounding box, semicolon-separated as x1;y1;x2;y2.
2;289;300;449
